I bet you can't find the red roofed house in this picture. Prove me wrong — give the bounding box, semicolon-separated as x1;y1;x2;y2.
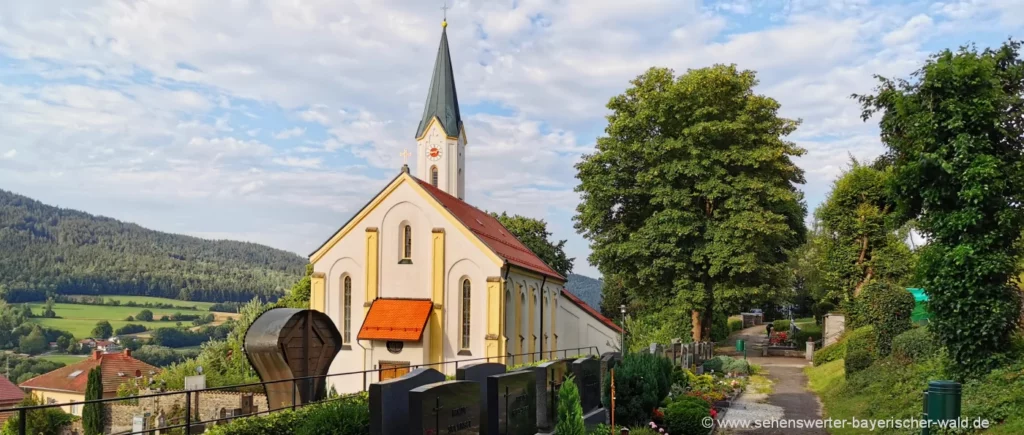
19;349;160;416
0;375;25;425
307;20;621;394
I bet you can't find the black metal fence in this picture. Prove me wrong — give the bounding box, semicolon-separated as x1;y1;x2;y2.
9;346;600;435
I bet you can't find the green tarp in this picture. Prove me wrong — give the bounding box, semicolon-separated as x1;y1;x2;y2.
908;288;931;323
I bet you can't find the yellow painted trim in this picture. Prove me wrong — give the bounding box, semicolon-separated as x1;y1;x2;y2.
429;229;446;364
550;290;558;359
528;286;536;362
404;173;504;267
514;284;522;357
310;273;326;313
310;175;406;264
364;229;379;316
485;277;502;361
415;116;463;142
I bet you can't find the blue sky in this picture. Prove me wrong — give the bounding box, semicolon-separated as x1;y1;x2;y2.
0;0;1021;278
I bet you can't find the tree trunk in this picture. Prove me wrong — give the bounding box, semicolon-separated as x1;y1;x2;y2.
853;234;872;297
691;310;702;342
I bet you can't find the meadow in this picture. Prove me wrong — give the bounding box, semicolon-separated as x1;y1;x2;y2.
26;295;237;339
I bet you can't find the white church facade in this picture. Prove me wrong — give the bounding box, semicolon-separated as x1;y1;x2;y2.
307;20;621;394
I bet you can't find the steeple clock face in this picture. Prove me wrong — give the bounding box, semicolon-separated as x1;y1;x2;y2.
426;131;443;161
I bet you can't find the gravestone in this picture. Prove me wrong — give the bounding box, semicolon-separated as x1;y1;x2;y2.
536;359;571;431
599;352;621;407
409;380;481;435
484;370;537;435
516;365;547;432
370;368;446;435
572;358;602;413
456;362;506;417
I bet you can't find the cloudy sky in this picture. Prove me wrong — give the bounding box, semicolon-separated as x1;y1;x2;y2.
0;0;1021;277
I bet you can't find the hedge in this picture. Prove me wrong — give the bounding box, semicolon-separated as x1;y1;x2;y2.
772;319;791;331
728;318;744;332
792;324;822;344
859;281;915;356
603;352;670;427
664;397;711;435
812;340;846;366
844;349;873;376
891;326;940;362
205;393;369;435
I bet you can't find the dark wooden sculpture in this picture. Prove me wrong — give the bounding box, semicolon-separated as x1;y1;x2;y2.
244;308;342;410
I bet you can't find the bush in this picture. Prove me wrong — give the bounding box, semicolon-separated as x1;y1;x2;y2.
555;374;586;435
669;394;710;411
812;301;836;325
207;394;369;435
728;318;744;332
725;359;751;375
710;312;730;342
844;349;873;375
891;327;939;362
702;355;733;373
772;319;790;331
0;395;73;435
845;325;877;357
664;398;711;435
602;353;669;427
813;341;846;366
859;281;915;356
587;424;610;435
792;324;822;344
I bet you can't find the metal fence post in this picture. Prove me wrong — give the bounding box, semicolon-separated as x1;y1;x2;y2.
18;406;25;435
291;381;297;411
185;391;192;434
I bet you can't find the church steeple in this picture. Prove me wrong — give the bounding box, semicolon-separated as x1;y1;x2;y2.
415;19;467;200
415;23;463;139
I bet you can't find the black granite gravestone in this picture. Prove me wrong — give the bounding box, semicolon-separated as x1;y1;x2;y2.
537;359;571;431
370;368;445;435
599;352;621;408
572;357;602;413
409;380;481;435
515;365;547;432
485;370;537;435
456;362;506;417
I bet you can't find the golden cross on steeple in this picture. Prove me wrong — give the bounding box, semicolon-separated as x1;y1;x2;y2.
441;1;449;27
400;149;412;165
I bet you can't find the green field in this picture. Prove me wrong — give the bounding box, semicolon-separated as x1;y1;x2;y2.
37;354;89;365
26;298;237;339
77;295;219;311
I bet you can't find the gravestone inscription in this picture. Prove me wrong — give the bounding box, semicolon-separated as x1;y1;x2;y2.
537;359;571;431
572;357;602;413
456;362;506;421
485;370;537;435
370;368;445;435
409;380;481;435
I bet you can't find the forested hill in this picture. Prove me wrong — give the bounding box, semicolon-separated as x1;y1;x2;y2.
0;189;306;303
564;273;603;310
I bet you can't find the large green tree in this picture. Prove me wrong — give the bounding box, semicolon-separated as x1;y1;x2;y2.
574;65;807;340
82;366;104;435
491;212;575;277
813;158;915;305
856;41;1024;377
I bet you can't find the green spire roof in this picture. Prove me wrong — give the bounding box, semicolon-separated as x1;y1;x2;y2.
416;26;462;139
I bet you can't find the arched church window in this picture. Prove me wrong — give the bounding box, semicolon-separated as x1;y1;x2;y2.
430;166;438;187
402;225;412;261
461;279;471;350
343;276;352;344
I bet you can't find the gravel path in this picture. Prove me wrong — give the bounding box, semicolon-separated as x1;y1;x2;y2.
718;325;827;435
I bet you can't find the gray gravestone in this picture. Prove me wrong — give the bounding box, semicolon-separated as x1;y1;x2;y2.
456;362;506;419
537;359;572;431
409;380;481;435
370;368;445;435
485;370;537;435
572;357;602;413
599;352;621;408
516;365;547;433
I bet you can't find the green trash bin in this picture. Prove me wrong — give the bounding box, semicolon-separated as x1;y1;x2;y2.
923;380;961;434
736;339;745;352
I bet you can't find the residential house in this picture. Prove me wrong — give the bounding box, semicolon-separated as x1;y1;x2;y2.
19;349;159;416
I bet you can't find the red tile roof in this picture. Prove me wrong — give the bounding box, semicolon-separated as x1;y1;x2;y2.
0;376;23;405
19;350;160;394
415;178;565;280
561;288;623;333
358;299;434;341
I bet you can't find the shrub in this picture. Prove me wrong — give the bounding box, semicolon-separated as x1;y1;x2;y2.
702;355;733;373
671;367;689;390
626;428;658;435
710;312;730;342
664;398;711;435
555;374;586;435
812;301;835;325
891;327;939;362
603;353;668;427
859;281;915;356
845;325;877;357
669;394;710;411
844;349;873;376
772;319;791;331
792;324;822;344
207;394;369;435
586;424;610;435
0;395;73;435
728;318;744;332
813;341;846;366
725;359;751;375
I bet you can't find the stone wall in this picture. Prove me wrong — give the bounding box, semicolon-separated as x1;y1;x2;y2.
104;390;269;434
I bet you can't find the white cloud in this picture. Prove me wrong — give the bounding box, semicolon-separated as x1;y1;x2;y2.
273;127;305;139
272;156;322;169
1;149;16;159
883;14;934;46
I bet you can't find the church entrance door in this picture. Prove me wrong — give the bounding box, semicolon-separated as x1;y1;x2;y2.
378;361;410;381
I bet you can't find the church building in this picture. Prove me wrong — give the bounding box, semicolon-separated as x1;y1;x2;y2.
307;19;621;393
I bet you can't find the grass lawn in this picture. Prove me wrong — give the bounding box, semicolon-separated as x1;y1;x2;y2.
82;295;220;311
28;300;240;338
37;354;88;365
